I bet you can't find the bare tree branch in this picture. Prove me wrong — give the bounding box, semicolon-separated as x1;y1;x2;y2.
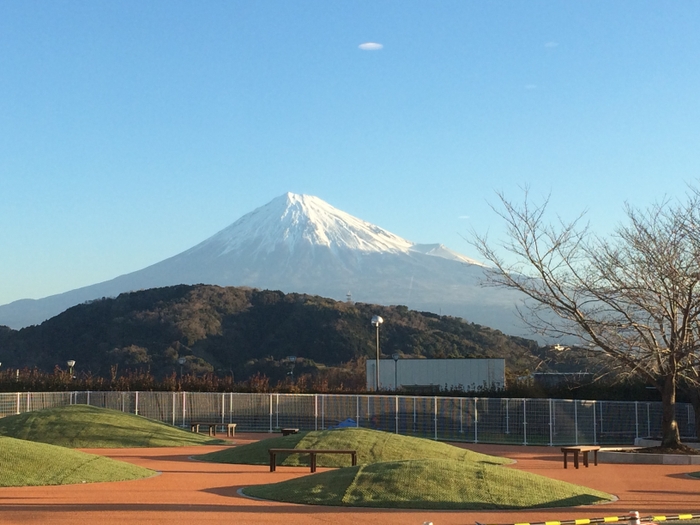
471;189;700;447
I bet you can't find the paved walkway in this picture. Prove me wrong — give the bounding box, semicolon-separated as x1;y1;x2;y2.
1;434;700;525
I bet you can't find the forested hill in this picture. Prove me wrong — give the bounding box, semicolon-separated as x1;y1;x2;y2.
0;284;543;381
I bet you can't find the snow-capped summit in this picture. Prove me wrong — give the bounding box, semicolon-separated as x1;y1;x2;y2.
190;193;484;267
192;192;415;258
0;193;522;335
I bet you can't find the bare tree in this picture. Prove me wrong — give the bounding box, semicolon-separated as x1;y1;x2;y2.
472;189;700;448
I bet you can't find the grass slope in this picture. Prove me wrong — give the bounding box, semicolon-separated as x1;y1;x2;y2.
0;436;155;487
0;405;224;448
196;427;510;467
243;458;613;509
207;427;612;510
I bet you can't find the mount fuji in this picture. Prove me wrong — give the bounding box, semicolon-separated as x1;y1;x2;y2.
0;193;527;334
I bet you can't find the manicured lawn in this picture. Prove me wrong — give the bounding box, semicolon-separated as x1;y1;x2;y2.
198;426;613;509
0;435;155;487
0;405;225;448
195;427;510;467
243;456;613;509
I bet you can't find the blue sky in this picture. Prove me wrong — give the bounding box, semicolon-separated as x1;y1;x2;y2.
2;1;700;305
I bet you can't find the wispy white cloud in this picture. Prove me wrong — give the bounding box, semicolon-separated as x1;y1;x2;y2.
359;42;383;51
545;41;559;48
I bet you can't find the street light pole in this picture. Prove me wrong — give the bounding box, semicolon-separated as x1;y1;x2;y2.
371;315;383;391
67;360;75;379
178;357;186;379
287;355;297;380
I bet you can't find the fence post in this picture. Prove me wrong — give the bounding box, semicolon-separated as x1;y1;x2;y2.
574;400;579;445
314;394;318;431
647;402;651;437
16;392;20;414
593;400;597;444
182;391;186;427
413;397;417;432
548;398;553;446
433;396;438;441
474;398;479;443
395;396;399;434
523;399;528;445
172;392;176;426
505;398;510;434
356;395;360;427
269;394;273;432
459;397;464;434
635;401;639;439
135;391;139;415
275;394;279;430
367;395;371;426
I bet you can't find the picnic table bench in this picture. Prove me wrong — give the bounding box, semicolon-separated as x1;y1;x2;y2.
561;445;600;469
189;422;237;437
268;448;358;473
281;428;299;436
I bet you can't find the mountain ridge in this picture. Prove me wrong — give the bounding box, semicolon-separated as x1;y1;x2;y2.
0;284;542;380
0;193;524;335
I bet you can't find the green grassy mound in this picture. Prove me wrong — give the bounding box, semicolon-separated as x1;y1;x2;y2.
196;427;510;467
0;436;155;487
0;405;224;448
243;458;614;509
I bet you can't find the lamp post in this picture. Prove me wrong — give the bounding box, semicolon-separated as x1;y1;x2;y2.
67;360;75;379
392;353;400;391
371;315;383;391
287;356;297;379
178;357;186;379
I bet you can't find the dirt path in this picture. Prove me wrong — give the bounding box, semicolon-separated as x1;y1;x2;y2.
1;434;699;525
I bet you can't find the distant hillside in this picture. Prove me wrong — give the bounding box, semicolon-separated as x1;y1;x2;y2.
0;193;528;337
0;284;545;382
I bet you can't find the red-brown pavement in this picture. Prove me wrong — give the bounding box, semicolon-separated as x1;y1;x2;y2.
1;433;700;525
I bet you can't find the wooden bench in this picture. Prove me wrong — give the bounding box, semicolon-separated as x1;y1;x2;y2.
190;422;217;436
190;421;236;437
190;422;237;437
268;448;357;473
281;428;299;436
561;445;600;469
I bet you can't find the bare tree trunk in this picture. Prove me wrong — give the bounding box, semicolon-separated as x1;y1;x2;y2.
661;376;681;448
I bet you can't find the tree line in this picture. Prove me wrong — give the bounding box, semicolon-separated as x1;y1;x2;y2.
0;284;561;385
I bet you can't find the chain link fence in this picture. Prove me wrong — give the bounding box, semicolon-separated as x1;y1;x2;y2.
0;391;694;445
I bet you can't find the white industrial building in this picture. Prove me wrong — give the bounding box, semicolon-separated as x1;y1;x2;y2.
366;358;505;392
